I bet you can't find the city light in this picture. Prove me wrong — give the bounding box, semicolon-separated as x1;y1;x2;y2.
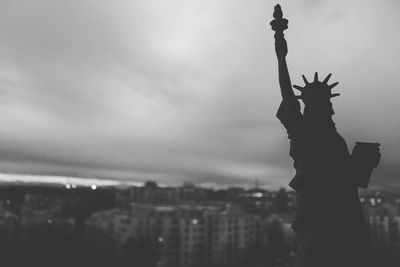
192;219;198;225
251;192;263;198
158;237;164;242
65;184;71;189
91;184;97;190
370;198;376;206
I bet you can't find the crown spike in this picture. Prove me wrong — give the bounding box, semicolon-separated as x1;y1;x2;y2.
293;85;304;92
330;93;340;98
323;73;332;84
314;72;318;82
329;82;339;89
302;75;309;85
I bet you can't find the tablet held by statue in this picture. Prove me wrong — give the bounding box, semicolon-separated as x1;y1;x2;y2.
351;142;381;188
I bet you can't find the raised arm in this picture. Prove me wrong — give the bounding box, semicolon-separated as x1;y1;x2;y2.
270;5;296;100
276;34;295;99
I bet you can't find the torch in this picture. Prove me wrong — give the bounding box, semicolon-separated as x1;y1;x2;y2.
270;4;289;58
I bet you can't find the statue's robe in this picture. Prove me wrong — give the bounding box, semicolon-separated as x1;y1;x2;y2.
277;98;377;267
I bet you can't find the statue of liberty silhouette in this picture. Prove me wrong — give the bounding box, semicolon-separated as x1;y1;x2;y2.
270;4;381;267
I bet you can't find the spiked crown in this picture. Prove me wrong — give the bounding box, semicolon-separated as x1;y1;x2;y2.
293;72;339;104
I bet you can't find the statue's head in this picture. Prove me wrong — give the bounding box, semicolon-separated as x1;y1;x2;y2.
294;72;339;120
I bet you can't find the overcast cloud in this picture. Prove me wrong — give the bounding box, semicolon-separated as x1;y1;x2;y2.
0;0;399;189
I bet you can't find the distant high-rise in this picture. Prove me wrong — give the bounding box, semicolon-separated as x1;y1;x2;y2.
86;203;261;267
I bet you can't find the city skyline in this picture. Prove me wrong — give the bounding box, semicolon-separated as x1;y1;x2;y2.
0;0;399;189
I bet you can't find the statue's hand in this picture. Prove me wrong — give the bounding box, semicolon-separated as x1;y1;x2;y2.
275;33;288;59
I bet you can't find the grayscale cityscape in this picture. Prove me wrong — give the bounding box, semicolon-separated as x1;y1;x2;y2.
0;1;399;267
1;182;400;266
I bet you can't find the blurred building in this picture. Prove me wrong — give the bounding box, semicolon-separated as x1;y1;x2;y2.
362;191;400;251
115;182;223;208
116;182;180;206
369;216;400;250
86;203;261;267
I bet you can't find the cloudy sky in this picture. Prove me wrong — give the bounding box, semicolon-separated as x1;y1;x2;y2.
0;0;399;189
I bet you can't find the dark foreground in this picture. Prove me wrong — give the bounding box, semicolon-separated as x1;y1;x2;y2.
0;183;399;267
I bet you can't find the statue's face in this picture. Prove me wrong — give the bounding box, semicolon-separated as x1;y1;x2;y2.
303;88;334;119
304;100;334;119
